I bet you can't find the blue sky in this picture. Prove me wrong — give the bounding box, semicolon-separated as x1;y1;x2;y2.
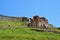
0;0;60;27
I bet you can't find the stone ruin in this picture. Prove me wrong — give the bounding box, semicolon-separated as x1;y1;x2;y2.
26;15;51;29
0;15;53;29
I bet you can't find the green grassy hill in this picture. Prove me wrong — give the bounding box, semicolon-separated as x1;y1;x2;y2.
0;20;26;28
0;28;60;40
0;20;60;40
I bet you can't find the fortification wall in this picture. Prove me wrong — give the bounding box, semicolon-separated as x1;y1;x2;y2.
0;15;22;22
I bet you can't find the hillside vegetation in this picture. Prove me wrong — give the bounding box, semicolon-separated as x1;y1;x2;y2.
0;20;60;40
0;20;26;28
0;28;60;40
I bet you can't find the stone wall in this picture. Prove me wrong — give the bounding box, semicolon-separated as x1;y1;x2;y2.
0;15;22;22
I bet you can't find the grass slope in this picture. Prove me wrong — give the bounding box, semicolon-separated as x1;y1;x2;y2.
0;20;60;40
0;20;25;28
0;28;60;40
